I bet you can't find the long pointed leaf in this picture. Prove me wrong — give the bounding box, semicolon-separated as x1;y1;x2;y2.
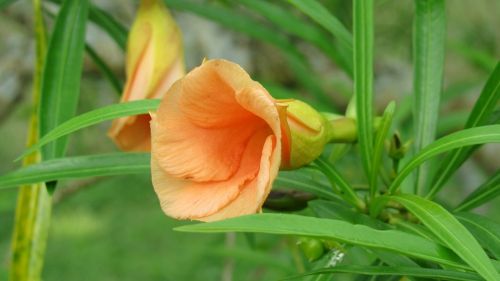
428;62;500;198
390;194;499;281
455;170;500;212
370;101;395;197
0;153;150;189
284;265;482;281
176;214;469;269
38;0;89;162
18;100;160;160
388;125;500;194
287;0;352;53
455;212;500;260
353;0;375;179
88;5;127;50
85;44;123;95
412;0;446;194
286;0;353;75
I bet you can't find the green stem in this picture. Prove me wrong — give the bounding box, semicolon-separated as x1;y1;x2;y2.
322;115;382;143
9;1;53;280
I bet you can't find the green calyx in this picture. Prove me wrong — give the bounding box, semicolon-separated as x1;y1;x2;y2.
279;99;333;169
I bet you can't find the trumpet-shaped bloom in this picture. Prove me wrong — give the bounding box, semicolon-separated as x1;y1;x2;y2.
151;59;282;222
109;0;184;151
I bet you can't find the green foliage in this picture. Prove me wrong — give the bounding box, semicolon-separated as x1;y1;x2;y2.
1;0;498;280
176;214;469;269
0;153;150;189
353;0;374;181
18;100;160;160
390;194;499;281
389;125;500;194
455;171;500;212
412;0;446;195
428;62;500;198
38;0;89;162
285;265;483;281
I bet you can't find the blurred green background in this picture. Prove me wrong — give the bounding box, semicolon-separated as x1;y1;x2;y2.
0;0;499;280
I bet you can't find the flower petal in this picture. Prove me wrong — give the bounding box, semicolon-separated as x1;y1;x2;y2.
152;129;272;219
153;61;275;182
198;135;278;222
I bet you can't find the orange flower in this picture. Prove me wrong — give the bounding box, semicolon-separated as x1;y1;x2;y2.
150;59;282;222
108;0;184;151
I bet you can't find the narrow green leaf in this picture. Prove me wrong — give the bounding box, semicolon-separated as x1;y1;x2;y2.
284;0;353;75
455;170;500;212
85;44;123;95
389;125;500;194
287;0;353;53
176;213;469;269
88;5;127;50
455;212;500;259
412;0;446;195
390;194;499;281
38;0;89;162
44;3;123;96
314;157;365;210
284;265;482;281
0;153;150;189
353;0;375;179
18;100;160;160
164;0;333;109
429;62;500;198
370;101;395;197
49;0;128;50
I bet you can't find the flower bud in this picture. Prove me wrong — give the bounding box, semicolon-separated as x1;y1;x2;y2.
108;0;184;151
388;133;411;160
278;100;333;169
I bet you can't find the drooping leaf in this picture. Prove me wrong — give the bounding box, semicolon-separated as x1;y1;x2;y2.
455;212;500;259
412;0;446;195
176;213;469;269
390;194;499;281
18;100;160;160
388;125;500;194
283;265;482;281
0;153;150;189
455;170;500;212
428;62;500;198
353;0;375;180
